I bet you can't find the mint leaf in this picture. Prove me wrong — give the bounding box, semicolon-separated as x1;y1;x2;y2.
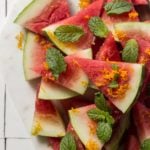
88;16;109;38
60;133;76;150
122;39;139;63
141;139;150;150
54;25;84;42
95;92;109;112
109;80;119;88
104;0;132;15
46;48;67;79
96;122;112;143
87;108;115;125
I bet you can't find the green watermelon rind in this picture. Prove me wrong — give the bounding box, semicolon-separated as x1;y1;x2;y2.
14;0;51;25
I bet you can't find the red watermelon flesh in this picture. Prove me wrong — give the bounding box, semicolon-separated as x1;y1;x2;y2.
96;33;121;61
133;102;150;142
25;0;70;34
43;0;104;55
132;0;148;5
125;134;140;150
67;123;85;150
48;137;61;150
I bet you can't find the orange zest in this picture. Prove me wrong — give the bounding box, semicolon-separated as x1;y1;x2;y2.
115;30;127;41
79;0;91;9
16;32;24;50
128;11;139;20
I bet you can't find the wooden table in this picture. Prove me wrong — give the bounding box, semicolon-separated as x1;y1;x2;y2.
0;0;34;149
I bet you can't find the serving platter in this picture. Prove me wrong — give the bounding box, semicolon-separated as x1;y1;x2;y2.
0;0;150;150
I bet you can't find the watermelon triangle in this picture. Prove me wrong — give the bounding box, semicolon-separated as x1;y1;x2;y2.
96;33;121;61
133;102;150;143
132;0;148;5
43;0;104;55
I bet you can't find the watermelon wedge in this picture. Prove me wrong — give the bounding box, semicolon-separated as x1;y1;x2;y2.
48;137;61;150
96;33;121;61
133;102;150;143
14;0;70;34
101;0;139;40
43;0;104;55
69;104;104;149
74;58;143;112
31;98;66;137
23;32;51;80
38;78;78;100
114;22;150;64
132;0;148;5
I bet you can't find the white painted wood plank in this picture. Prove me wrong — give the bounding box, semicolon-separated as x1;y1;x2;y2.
0;139;5;150
0;0;6;28
0;74;5;138
6;139;34;150
5;93;30;138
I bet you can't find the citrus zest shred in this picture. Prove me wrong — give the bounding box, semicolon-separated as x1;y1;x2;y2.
16;32;24;50
71;107;80;113
139;56;148;64
84;15;90;19
43;62;49;70
145;48;150;56
115;30;127;41
86;139;99;150
128;11;139;20
31;121;42;136
72;59;80;68
79;0;91;9
88;123;96;135
81;81;88;87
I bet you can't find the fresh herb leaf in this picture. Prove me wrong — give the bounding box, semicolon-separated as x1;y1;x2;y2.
112;64;119;70
122;39;139;63
54;25;84;42
60;133;76;150
95;92;109;112
104;0;132;15
96;122;112;143
87;108;115;125
141;139;150;150
88;16;109;38
46;48;67;79
109;80;119;88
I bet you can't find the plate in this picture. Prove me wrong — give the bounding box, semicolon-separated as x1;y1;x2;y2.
0;0;80;149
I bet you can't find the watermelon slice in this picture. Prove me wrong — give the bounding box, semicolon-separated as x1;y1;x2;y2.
132;0;148;5
48;137;61;150
114;22;150;64
43;48;92;95
133;102;150;143
23;32;51;80
67;123;85;150
38;79;78;100
125;134;140;150
43;0;104;55
96;33;121;61
74;58;143;112
101;0;139;40
31;97;66;137
69;104;104;149
14;0;70;34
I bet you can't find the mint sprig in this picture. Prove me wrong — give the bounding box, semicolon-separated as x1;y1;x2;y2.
141;139;150;150
60;133;76;150
122;39;139;63
96;122;112;143
46;48;67;79
54;25;84;42
104;0;132;15
88;16;109;38
95;92;109;112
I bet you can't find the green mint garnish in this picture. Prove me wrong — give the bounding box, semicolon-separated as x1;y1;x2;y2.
54;25;84;42
109;80;119;89
95;92;109;112
104;0;132;15
141;139;150;150
46;48;67;79
87;108;115;125
88;16;109;38
122;39;139;63
96;122;112;143
60;133;76;150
